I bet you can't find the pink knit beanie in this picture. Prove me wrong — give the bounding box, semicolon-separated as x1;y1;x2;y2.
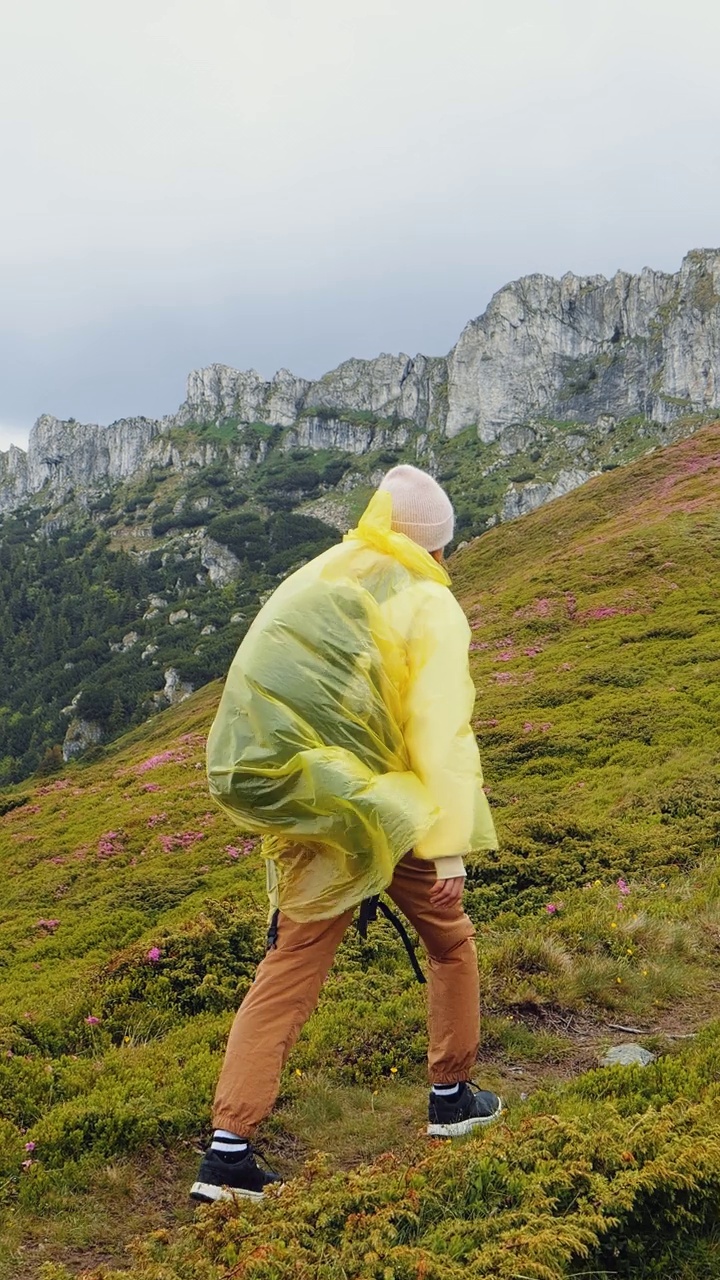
378;464;455;551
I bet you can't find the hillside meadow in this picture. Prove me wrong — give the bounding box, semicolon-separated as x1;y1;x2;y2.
0;423;719;1278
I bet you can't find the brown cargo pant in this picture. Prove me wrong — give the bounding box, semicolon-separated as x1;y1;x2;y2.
212;852;480;1136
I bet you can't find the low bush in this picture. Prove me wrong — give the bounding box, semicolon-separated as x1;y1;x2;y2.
78;1024;720;1280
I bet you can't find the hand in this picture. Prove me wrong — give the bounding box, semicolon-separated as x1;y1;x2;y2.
429;876;465;909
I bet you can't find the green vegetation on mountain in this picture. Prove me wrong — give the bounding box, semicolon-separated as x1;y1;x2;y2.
0;424;718;1278
0;399;711;784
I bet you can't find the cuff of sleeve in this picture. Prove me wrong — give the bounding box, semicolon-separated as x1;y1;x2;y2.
433;855;467;880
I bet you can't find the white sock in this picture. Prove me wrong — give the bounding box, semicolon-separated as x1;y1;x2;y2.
432;1082;462;1097
211;1128;249;1156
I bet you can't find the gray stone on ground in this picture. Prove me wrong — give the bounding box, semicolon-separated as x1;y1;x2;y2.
601;1043;656;1067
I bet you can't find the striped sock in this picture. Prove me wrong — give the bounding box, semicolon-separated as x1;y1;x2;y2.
211;1129;249;1161
432;1082;462;1098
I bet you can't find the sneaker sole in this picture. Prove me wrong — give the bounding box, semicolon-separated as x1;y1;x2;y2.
190;1180;266;1204
427;1099;503;1138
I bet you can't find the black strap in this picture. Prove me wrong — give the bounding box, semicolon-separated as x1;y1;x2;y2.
357;895;379;939
268;897;426;984
266;908;280;951
356;895;426;985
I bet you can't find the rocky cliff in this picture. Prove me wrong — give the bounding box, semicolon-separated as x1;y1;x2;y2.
2;248;719;515
446;249;720;439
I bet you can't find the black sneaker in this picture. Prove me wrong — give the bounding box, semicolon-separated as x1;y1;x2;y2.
190;1144;283;1204
427;1082;503;1137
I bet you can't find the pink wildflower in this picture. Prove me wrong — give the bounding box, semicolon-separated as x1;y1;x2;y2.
146;813;167;828
146;947;161;963
523;646;543;657
522;722;534;734
136;749;187;775
495;650;515;662
545;903;558;915
98;831;124;858
21;1159;33;1171
24;1141;36;1152
159;831;205;853
515;597;553;620
584;605;621;621
85;1015;100;1025
493;672;514;685
617;878;631;896
142;783;161;792
38;779;69;793
226;847;240;860
35;919;60;934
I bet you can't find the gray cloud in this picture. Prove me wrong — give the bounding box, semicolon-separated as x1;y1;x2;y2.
2;0;720;450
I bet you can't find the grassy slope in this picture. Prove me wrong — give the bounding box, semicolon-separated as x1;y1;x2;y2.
1;403;708;788
1;424;719;1279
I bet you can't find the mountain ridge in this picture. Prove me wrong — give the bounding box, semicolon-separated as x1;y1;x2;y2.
2;247;719;516
1;250;719;786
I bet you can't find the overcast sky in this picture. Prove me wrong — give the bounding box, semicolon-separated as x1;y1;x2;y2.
1;0;719;452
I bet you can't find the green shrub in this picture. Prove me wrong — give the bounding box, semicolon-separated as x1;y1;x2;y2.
93;1025;720;1280
97;900;263;1035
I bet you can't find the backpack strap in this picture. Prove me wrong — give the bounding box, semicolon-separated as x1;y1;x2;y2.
266;908;280;951
356;895;426;985
357;895;379;939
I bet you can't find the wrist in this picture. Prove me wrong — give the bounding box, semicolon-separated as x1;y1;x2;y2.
433;855;467;880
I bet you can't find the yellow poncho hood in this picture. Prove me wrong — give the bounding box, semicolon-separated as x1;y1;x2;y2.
207;490;497;920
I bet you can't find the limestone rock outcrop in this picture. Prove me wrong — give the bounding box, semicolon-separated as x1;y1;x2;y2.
501;468;601;521
200;535;243;587
62;717;103;762
2;248;719;517
174;366;311;431
155;668;194;706
446;249;720;438
32;415;160;503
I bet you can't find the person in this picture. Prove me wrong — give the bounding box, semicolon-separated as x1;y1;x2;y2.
191;464;501;1204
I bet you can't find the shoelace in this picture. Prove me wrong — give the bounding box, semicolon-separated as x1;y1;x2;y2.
250;1145;281;1180
466;1081;496;1098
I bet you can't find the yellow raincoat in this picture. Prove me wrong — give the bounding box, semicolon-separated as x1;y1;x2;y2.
207;490;498;921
